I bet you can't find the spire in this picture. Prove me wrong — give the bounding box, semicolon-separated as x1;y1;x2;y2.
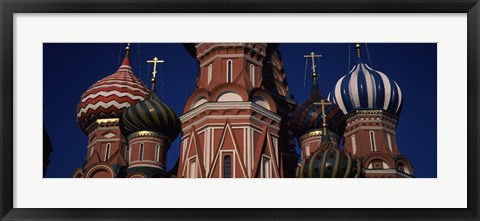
121;43;131;66
303;52;322;93
355;43;362;59
146;56;165;93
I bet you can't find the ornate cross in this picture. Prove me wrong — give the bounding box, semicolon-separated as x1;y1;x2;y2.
147;57;165;90
313;98;332;128
304;52;322;78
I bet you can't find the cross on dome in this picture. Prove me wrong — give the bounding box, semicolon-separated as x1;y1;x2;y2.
147;56;165;91
303;52;322;79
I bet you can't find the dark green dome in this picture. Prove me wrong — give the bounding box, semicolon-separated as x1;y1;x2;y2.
296;145;361;178
121;92;181;141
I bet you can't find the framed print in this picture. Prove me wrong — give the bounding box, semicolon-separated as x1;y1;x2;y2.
1;0;480;220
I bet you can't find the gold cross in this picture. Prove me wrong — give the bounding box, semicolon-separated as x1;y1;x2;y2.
147;57;165;90
313;98;332;127
304;52;322;78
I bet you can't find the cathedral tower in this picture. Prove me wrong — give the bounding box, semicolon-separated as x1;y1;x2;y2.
329;44;414;178
292;52;359;178
120;57;181;178
178;43;297;178
72;45;149;178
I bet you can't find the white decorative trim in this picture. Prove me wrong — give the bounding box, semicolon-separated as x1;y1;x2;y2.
85;164;115;178
344;126;396;137
80;90;145;103
208;123;247;178
351;135;357;155
250;64;255;87
261;155;272;178
207;64;213;85
180;102;281;123
183;118;278;134
182;115;280;134
128;163;163;170
77;100;134;117
200;54;263;68
387;133;393;153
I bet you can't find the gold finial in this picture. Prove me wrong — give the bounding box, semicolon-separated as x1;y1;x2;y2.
355;43;361;58
147;56;165;91
125;43;131;55
304;52;322;80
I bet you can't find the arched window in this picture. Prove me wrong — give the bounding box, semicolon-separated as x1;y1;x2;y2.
369;131;377;152
305;144;310;157
207;64;212;85
223;155;232;178
104;143;111;161
155;144;160;162
226;60;233;83
139;143;144;161
250;64;255;87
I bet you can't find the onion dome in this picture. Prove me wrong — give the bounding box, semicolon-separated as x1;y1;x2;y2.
76;44;149;132
120;57;181;142
296;130;361;178
291;52;345;138
329;44;403;116
296;146;361;178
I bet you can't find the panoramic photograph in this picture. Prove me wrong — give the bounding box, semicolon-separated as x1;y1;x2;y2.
43;43;437;178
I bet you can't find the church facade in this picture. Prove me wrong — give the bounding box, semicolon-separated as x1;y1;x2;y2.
72;43;414;178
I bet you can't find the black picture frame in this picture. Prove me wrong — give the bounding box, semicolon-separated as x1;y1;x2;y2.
1;0;479;220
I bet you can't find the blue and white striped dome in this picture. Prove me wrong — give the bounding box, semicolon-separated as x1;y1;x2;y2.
329;59;403;116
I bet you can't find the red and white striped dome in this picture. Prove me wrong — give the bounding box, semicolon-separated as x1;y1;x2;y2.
76;48;149;132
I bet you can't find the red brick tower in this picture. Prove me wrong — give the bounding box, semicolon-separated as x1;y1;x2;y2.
72;44;149;178
120;57;181;178
178;43;297;178
329;44;414;178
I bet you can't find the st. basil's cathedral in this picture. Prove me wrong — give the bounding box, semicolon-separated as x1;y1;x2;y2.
71;43;414;178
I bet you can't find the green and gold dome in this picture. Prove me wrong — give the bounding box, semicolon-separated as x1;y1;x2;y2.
120;57;181;142
296;130;362;178
121;92;181;141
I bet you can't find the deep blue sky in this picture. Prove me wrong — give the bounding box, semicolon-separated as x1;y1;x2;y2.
43;43;437;178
